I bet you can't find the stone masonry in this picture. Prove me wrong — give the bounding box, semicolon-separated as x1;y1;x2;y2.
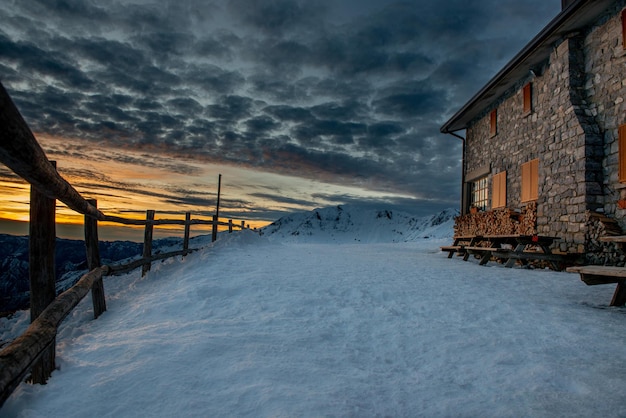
464;1;626;256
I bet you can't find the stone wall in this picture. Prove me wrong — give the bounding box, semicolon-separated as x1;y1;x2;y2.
464;2;626;256
583;0;626;227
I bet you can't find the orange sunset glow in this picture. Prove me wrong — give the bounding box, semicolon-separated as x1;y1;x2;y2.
0;134;272;240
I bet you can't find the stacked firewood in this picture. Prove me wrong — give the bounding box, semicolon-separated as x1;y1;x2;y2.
584;211;625;265
454;202;537;237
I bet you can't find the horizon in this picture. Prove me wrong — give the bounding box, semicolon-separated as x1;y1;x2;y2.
0;202;458;242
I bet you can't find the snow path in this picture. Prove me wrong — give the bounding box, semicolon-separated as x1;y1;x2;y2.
3;234;626;417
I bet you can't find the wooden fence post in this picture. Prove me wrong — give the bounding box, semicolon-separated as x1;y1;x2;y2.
212;215;218;242
228;219;233;233
85;199;106;318
29;160;57;384
241;220;245;230
142;210;155;276
183;212;191;253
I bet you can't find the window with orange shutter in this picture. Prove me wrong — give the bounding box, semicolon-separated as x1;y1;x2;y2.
490;109;497;137
521;159;539;202
618;125;626;183
523;83;532;115
492;171;507;209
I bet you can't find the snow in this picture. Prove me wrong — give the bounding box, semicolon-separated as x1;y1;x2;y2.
2;207;626;417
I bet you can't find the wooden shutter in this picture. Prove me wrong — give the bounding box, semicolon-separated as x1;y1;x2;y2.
523;83;532;115
618;125;626;183
490;109;497;137
521;159;539;202
492;171;507;209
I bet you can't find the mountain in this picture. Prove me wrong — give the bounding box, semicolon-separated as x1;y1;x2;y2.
260;205;457;243
0;235;183;314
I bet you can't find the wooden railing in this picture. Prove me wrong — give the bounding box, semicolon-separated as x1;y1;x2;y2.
0;82;251;407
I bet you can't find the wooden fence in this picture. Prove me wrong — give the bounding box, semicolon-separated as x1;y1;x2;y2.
0;82;251;407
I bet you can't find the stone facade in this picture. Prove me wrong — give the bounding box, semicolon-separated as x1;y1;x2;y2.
463;1;626;256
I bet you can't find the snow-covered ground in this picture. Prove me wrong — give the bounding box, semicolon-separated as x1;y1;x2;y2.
2;208;626;417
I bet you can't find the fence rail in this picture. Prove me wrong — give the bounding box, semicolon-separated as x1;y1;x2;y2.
0;81;252;407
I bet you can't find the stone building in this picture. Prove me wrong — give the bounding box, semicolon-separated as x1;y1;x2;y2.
441;0;626;258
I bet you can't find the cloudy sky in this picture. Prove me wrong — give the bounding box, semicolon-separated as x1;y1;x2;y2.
0;0;560;238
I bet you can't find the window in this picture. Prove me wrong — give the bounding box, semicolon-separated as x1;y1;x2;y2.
523;83;532;115
490;109;497;137
618;125;626;183
471;176;489;211
521;159;539;202
492;171;507;209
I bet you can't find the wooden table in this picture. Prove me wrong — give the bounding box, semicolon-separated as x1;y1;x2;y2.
566;235;626;306
444;234;563;270
567;265;626;306
497;235;560;269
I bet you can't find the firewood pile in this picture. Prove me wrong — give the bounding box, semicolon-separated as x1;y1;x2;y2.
584;211;625;266
454;202;537;237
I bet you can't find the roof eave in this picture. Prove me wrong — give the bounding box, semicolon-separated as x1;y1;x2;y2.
440;0;614;134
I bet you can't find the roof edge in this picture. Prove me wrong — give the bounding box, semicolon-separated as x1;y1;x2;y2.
440;0;590;134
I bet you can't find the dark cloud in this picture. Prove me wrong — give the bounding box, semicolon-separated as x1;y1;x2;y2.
207;95;254;120
244;116;281;134
0;0;560;220
228;0;329;36
373;80;448;118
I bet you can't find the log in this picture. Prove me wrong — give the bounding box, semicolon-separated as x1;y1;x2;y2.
212;215;218;242
106;249;193;276
183;212;191;252
85;199;106;318
0;266;109;408
29;162;57;383
142;210;155;276
0;83;101;220
454;202;537;237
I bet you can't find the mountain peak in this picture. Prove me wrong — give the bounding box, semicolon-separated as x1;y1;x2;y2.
260;205;457;243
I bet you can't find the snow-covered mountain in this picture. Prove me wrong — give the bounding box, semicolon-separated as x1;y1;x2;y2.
260;205;457;243
0;235;190;314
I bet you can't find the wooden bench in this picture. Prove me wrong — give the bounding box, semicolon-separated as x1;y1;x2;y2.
440;236;483;258
440;245;463;258
464;246;508;265
567;266;626;306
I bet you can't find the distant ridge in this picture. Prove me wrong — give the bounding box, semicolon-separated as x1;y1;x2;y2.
260;205;457;243
0;236;186;314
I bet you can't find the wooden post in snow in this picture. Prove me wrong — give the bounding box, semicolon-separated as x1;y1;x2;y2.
212;215;218;242
28;160;57;383
183;212;191;253
142;210;155;276
228;219;233;233
84;199;106;318
216;174;222;220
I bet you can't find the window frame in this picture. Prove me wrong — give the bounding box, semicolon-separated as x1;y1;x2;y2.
522;83;532;115
492;171;507;209
521;159;539;203
470;176;489;212
489;109;497;137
